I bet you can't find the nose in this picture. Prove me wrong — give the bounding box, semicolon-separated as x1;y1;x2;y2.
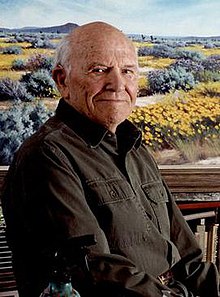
105;69;125;92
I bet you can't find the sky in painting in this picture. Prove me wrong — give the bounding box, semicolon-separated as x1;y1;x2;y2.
0;0;219;36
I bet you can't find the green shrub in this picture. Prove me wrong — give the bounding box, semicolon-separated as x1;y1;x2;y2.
174;49;204;61
3;46;22;55
21;69;56;98
31;36;56;49
196;71;220;83
0;78;33;102
147;66;195;94
26;54;54;72
0;103;54;165
11;59;26;70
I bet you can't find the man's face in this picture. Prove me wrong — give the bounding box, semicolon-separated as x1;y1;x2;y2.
64;32;138;132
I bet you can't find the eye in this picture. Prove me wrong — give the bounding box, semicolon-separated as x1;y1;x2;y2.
123;69;133;74
122;68;137;77
88;66;108;74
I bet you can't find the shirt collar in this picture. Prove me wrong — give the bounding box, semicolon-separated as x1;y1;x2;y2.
55;98;142;150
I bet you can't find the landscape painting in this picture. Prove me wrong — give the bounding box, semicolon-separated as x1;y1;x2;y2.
0;0;220;166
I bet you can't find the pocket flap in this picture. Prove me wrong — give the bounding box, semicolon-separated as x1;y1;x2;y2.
142;181;168;204
87;178;134;205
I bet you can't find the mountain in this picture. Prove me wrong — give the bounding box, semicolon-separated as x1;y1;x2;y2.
0;23;79;34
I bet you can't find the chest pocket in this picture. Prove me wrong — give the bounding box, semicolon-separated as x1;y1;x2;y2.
141;181;170;235
87;177;134;206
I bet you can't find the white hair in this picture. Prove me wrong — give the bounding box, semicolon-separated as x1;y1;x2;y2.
53;35;73;75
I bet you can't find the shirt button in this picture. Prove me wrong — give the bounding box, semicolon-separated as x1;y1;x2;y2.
110;190;117;198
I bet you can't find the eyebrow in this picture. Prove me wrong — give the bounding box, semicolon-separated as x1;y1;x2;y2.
88;62;107;68
123;64;138;69
88;63;138;70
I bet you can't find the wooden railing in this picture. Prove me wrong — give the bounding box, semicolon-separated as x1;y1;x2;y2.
0;167;19;295
159;165;220;193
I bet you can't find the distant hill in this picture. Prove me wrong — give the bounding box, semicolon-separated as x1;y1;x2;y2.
0;22;79;34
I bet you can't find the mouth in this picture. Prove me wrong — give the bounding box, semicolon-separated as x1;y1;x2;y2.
95;99;129;103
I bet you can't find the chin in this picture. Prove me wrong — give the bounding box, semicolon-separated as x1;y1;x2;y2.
107;116;127;127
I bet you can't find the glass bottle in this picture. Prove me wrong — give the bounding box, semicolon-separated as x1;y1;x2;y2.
40;234;96;297
40;276;80;297
39;250;81;297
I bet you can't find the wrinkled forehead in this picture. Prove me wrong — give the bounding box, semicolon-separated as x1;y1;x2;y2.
74;24;134;47
70;27;138;65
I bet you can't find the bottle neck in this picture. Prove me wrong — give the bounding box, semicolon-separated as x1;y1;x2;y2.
50;281;73;295
49;281;81;297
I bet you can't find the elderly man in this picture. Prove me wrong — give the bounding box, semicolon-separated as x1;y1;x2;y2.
2;22;219;297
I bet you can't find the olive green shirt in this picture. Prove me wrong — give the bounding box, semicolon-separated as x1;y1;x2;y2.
2;99;219;297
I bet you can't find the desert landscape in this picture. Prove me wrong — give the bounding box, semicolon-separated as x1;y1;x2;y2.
0;23;220;165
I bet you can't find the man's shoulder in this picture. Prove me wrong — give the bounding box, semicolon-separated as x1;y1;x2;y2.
21;116;63;149
13;115;71;163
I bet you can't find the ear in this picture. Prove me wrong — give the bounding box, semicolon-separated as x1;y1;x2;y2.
52;65;69;98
